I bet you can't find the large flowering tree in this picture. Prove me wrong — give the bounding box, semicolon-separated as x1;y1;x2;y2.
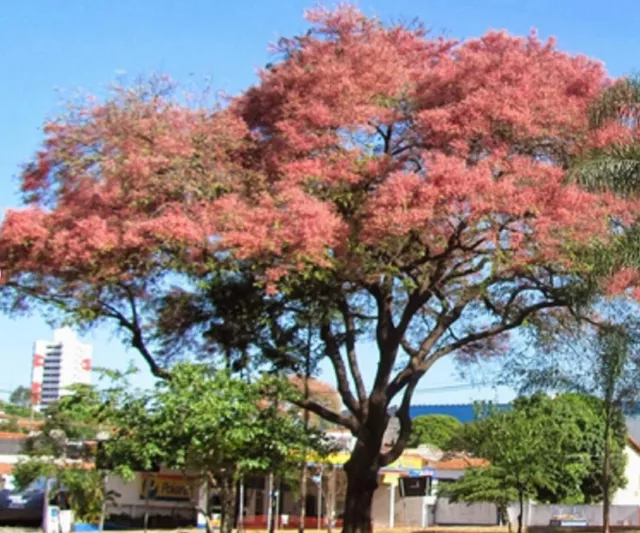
2;8;639;533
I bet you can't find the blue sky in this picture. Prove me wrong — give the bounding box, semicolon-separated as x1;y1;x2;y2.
1;0;638;404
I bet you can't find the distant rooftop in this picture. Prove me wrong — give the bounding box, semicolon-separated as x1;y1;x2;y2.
409;403;509;423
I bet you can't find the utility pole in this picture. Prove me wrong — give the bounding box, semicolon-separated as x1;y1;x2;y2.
298;324;312;533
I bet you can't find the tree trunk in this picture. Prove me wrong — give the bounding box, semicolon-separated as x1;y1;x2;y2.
327;467;337;533
603;415;612;533
99;473;108;531
499;502;511;533
219;474;237;533
205;480;213;533
517;490;524;533
299;464;308;533
341;442;380;533
299;345;311;533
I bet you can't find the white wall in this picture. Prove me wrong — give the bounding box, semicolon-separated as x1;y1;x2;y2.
0;453;25;465
613;444;640;506
371;483;393;527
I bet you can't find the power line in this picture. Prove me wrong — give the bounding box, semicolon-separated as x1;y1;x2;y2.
414;381;496;394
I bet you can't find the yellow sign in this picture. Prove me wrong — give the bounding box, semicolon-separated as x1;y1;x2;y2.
305;450;351;465
140;474;195;502
209;514;221;530
324;452;351;465
306;451;425;469
388;455;423;470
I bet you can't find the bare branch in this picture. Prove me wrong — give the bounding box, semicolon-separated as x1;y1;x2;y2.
431;299;565;360
389;283;551;401
5;280;170;380
442;257;490;284
387;301;465;401
400;337;418;358
371;124;393;154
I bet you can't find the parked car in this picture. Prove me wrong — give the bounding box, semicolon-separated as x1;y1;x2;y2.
0;477;68;527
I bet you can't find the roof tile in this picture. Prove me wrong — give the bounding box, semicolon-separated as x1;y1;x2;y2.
0;432;28;440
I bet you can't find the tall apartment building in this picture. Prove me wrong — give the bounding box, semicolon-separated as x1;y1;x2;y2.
30;327;92;411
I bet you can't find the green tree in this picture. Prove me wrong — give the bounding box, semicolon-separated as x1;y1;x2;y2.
512;393;627;505
596;326;631;533
0;400;31;418
502;308;640;533
408;414;461;449
552;75;640;533
9;386;31;408
12;386;116;525
568;77;640;196
98;363;329;533
13;460;116;525
448;400;591;533
21;385;104;459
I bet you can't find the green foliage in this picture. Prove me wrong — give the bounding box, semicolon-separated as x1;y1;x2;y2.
448;393;625;506
9;386;31;407
571;76;640;198
100;363;329;481
450;406;574;501
570;144;640;196
59;469;117;524
447;402;580;533
13;379;125;525
13;458;57;491
588;76;640;130
13;458;115;524
438;468;515;526
0;400;32;418
83;363;330;533
23;389;102;458
408;414;461;449
513;393;627;503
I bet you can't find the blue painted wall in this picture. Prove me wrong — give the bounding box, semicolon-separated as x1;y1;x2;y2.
409;403;509;423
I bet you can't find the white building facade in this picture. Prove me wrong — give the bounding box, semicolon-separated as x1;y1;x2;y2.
31;327;92;411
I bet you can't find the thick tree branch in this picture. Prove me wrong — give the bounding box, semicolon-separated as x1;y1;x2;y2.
400;337;418;358
367;280;394;352
337;298;367;407
99;286;171;380
380;369;424;466
320;321;361;416
291;397;359;433
395;222;477;341
5;280;171;380
417;300;467;358
372;124;393;154
367;278;402;401
395;287;435;343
